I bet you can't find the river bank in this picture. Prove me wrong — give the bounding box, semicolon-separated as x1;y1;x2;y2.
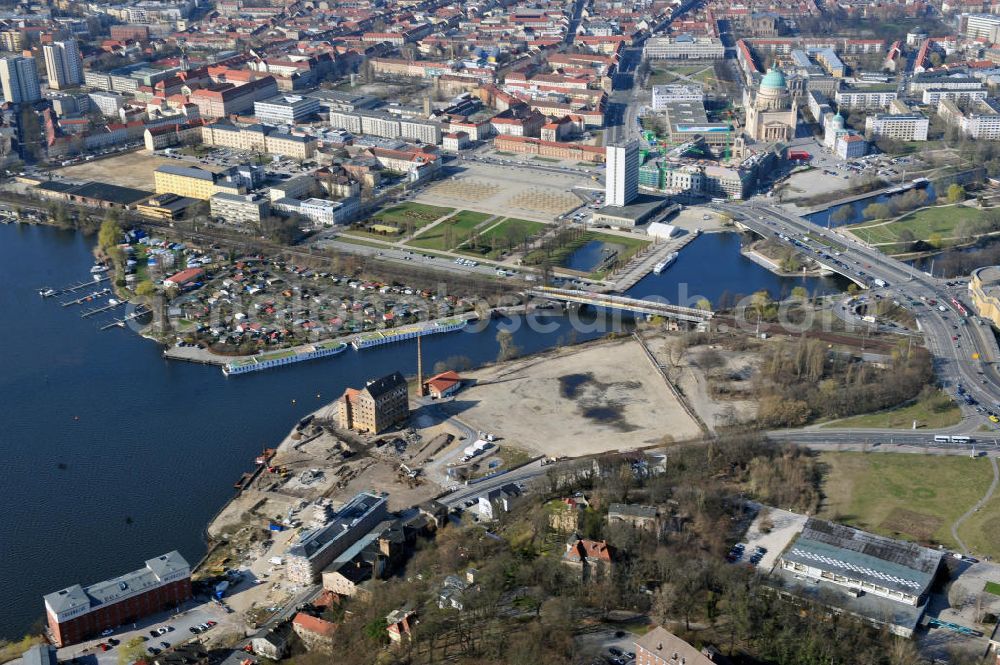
0;212;853;640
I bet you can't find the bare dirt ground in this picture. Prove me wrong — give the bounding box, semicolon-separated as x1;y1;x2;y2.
55;151;197;189
644;333;759;432
447;337;702;457
416;162;590;221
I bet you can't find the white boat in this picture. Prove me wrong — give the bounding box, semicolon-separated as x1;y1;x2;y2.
223;341;348;376
351;318;470;350
108;298;119;306
653;252;679;275
90;265;108;274
39;288;55;297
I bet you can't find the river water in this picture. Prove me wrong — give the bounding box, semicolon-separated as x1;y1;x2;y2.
0;223;841;637
806;183;938;228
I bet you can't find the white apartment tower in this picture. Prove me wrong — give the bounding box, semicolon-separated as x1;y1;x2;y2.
43;39;83;90
605;142;639;207
0;56;41;103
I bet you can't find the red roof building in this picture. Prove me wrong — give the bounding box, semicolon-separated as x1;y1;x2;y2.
562;538;613;582
292;613;337;652
423;370;462;398
163;268;205;288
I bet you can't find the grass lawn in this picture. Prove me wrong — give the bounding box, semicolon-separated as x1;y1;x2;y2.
373;202;454;230
457;217;547;258
533;156;561;163
818;452;994;551
955;489;1000;561
648;69;679;85
496;444;535;469
823;390;961;429
847;205;984;246
986;581;1000;596
649;64;706;85
177;145;215;157
406;210;492;251
691;67;718;86
335;235;397;250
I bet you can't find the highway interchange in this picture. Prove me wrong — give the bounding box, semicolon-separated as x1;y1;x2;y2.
716;200;1000;441
593;0;1000;450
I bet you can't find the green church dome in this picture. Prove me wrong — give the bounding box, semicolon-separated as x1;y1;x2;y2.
760;68;787;90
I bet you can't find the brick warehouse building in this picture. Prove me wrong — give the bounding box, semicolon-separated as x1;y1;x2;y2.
336;371;409;434
44;552;191;646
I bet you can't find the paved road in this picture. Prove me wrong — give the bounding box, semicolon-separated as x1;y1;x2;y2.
438;459;546;508
951;456;999;555
604;0;704;145
717;200;1000;432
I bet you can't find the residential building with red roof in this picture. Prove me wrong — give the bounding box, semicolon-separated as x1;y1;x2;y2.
291;613;337;652
562;538;613;582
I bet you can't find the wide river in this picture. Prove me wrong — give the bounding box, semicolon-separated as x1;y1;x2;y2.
0;223;844;637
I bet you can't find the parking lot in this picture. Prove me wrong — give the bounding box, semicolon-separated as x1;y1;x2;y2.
574;627;639;665
730;505;808;573
49;598;236;665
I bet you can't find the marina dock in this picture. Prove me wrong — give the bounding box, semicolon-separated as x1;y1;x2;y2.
40;276;110;297
82;300;127;318
100;305;151;330
610;230;701;292
61;288;112;307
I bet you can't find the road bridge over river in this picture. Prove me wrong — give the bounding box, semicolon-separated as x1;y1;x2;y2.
528;287;714;323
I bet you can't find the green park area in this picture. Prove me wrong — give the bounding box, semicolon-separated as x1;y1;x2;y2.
648;63;708;86
818;452;998;555
956;488;1000;560
457;217;547;258
374;202;454;230
344;202;455;241
406;210;492;251
824;390;961;429
847;205;988;251
524;230;649;277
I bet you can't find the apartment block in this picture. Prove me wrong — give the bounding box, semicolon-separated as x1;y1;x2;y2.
865;113;929;141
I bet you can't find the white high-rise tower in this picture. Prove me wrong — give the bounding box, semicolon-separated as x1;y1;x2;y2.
43;39;83;90
0;56;41;104
605;142;639;207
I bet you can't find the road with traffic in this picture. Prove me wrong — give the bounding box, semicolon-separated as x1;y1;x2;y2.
716;200;1000;433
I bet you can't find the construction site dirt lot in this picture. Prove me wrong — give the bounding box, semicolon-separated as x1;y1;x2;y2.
55;151;182;190
643;332;760;432
446;337;702;457
415;161;593;222
208;424;443;540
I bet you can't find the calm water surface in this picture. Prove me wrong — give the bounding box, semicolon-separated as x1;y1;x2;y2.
0;223;843;637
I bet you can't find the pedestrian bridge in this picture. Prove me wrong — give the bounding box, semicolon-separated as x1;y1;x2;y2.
527;287;714;323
